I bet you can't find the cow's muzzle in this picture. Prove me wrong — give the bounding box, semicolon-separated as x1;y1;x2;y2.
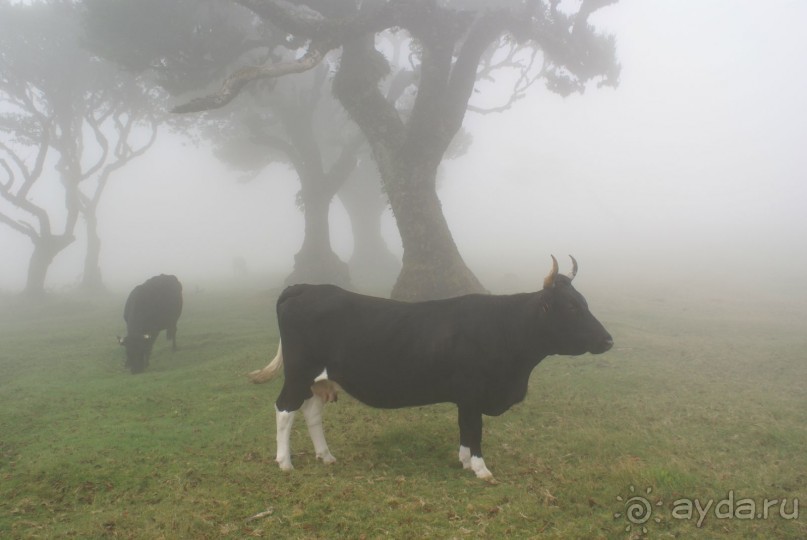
591;335;614;354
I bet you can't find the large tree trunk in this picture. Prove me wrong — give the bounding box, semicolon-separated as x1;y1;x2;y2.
285;189;350;288
386;166;484;301
334;34;488;301
24;234;74;298
277;95;354;289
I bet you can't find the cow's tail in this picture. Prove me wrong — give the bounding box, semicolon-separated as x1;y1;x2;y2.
248;340;284;384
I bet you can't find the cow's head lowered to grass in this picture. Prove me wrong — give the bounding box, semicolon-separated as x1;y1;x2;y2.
539;255;613;356
117;334;154;374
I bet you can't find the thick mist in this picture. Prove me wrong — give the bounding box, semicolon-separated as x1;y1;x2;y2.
1;1;805;303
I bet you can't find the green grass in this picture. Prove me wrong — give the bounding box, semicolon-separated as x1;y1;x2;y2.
1;283;805;539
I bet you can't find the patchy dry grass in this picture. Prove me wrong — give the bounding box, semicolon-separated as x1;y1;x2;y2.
1;283;805;539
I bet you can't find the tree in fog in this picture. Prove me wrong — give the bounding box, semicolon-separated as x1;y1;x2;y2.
0;97;64;298
176;0;620;300
337;120;471;292
337;155;401;292
211;47;418;290
204;64;360;288
74;82;160;294
85;0;377;288
0;0;159;296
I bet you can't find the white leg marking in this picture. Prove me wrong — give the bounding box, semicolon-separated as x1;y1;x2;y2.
458;445;472;469
471;456;494;481
275;407;296;471
301;396;336;464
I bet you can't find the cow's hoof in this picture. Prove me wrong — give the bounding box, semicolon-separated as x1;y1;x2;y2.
471;456;494;482
276;458;294;471
318;452;336;464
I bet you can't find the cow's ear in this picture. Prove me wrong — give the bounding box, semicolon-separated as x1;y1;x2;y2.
543;255;559;289
117;336;125;346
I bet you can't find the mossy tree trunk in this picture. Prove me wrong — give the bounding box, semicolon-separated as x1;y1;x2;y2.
334;15;504;300
286;185;351;287
386;170;482;300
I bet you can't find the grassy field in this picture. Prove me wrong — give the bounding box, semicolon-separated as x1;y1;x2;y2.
1;281;805;539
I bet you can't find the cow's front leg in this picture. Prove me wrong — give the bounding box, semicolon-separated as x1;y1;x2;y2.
144;334;156;365
457;406;494;481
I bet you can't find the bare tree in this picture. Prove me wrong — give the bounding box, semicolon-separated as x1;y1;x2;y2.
205;64;360;288
175;0;620;300
0;113;69;298
75;86;159;293
0;1;79;297
0;0;163;296
85;0;362;288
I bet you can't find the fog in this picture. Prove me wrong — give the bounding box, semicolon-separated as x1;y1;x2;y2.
2;0;806;301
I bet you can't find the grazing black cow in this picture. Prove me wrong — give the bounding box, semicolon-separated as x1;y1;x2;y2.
118;274;183;374
249;256;612;481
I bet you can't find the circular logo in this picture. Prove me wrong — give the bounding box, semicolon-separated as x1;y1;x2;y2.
624;495;653;524
614;486;663;535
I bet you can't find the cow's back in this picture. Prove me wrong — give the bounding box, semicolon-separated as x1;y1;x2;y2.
125;274;183;333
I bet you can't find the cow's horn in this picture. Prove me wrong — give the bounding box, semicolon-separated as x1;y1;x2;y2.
568;255;578;280
543;255;559;289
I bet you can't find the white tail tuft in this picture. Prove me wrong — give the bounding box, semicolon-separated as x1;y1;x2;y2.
248;340;284;383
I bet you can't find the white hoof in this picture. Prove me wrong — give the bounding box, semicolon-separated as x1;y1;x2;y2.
471;456;494;481
318;452;337;464
276;457;294;471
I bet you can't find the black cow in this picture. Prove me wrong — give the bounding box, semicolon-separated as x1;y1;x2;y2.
249;256;612;481
118;274;183;374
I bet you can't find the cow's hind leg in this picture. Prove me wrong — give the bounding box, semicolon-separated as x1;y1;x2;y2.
167;325;177;351
301;395;336;464
274;382;308;470
275;373;323;470
458;406;494;481
275;406;296;470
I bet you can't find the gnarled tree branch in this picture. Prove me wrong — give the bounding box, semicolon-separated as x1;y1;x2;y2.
172;40;332;114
